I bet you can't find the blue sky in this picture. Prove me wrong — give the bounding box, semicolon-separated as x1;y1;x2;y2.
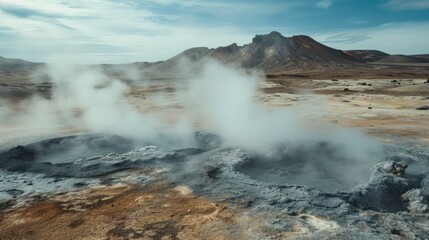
0;0;428;63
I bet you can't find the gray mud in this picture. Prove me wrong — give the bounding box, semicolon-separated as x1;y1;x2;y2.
1;132;429;238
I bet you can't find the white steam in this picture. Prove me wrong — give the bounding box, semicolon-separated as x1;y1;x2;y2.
1;57;384;168
185;60;303;150
184;60;383;166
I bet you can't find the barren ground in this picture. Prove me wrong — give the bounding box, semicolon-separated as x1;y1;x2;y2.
1;69;429;239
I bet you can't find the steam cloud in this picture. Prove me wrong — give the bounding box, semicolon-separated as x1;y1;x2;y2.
44;62;195;148
0;57;384;184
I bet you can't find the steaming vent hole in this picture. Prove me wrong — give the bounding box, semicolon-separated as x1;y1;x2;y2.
235;141;379;192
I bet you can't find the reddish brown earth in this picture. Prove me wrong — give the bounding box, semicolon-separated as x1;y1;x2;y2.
0;183;259;240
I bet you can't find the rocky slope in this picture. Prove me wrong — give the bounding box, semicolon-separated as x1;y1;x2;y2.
210;31;362;70
343;50;390;62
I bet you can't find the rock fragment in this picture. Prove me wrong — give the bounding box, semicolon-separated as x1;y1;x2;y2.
374;161;407;176
401;189;428;213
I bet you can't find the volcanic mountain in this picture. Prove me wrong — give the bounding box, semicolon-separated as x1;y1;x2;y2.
142;31;363;77
214;32;363;70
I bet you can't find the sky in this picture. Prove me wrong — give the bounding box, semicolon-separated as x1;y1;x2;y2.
0;0;428;63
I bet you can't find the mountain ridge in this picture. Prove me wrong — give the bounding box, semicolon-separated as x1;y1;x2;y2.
141;31;365;77
1;31;428;78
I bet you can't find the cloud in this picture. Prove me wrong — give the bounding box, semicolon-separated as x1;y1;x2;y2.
315;22;429;54
0;0;427;63
315;0;333;9
348;19;366;25
0;0;268;63
145;0;300;13
382;0;429;10
0;5;53;18
0;0;88;18
320;31;371;44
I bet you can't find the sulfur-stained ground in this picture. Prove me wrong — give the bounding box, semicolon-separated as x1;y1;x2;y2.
0;183;253;240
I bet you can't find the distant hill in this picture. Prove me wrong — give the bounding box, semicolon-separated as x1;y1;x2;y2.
0;56;42;76
97;61;162;80
343;50;390;62
375;54;426;64
410;54;429;63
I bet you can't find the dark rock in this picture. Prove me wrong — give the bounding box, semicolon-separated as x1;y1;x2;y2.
0;134;135;176
73;182;88;187
350;175;418;212
368;107;372;109
2;145;35;162
5;189;24;196
343;88;350;91
349;161;420;212
416;106;429;110
206;166;221;179
0;145;36;171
